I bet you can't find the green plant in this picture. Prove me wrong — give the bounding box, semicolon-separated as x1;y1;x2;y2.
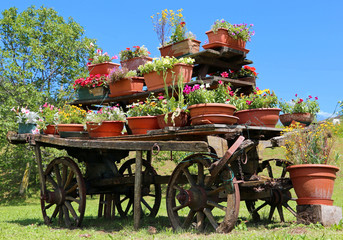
108;68;137;83
183;81;237;106
282;121;339;164
126;94;163;117
151;9;195;46
229;66;258;79
235;87;278;111
279;94;320;115
138;56;195;75
211;19;255;42
87;43;118;65
56;105;86;124
11;107;40;124
73;74;109;89
119;45;150;61
36;103;59;130
85;106;126;124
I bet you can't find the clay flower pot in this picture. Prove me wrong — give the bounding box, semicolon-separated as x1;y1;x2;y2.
190;114;239;125
108;77;144;98
86;121;124;138
43;124;59;135
57;124;84;132
234;108;281;128
143;63;193;91
156;111;189;128
188;103;236;118
120;56;153;71
159;39;201;58
287;164;340;205
279;113;314;127
87;62;120;75
127;116;159;135
205;28;230;44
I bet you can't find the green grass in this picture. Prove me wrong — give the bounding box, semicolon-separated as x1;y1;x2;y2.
1;138;343;239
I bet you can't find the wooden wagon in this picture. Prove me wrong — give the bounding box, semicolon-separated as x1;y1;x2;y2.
6;47;297;233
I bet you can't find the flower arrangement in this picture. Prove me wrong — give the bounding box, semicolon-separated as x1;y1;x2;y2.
73;74;109;90
211;19;255;42
126;94;163;117
87;42;118;65
235;87;278;111
229;66;258;79
279;94;320;115
11;107;40;124
37;103;59;130
151;9;195;46
85;106;126;124
138;56;195;75
108;68;137;83
282;121;339;164
183;81;236;106
119;46;150;61
56;105;86;124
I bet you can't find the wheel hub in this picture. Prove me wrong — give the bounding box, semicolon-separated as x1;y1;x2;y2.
176;186;207;211
42;187;65;205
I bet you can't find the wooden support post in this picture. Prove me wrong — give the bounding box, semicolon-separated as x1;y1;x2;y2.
134;150;143;230
34;143;46;196
146;150;152;164
98;194;104;218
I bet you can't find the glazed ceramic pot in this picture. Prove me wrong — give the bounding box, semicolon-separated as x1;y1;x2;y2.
86;121;124;138
77;87;108;100
234;108;281;128
287;164;340;205
18;123;37;134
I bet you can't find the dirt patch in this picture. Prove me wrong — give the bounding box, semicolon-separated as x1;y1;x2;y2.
289;227;307;235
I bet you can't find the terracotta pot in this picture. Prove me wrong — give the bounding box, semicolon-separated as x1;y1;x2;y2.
159;39;201;58
87;62;120;75
234;108;281;128
279;113;314;127
205;28;230;44
227;35;246;49
108;77;144;98
77;87;108;100
18;123;37;134
156;111;189;128
143;63;193;91
188;103;236;118
127;116;159;134
43;124;59;135
287;164;340;205
86;121;124;138
191;114;239;125
120;56;153;71
57;124;84;132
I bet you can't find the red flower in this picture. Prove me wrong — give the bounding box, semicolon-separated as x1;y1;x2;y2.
315;96;318;100
180;21;186;27
309;95;312;99
126;48;130;51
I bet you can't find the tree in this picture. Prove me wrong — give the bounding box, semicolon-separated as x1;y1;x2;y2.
0;6;95;199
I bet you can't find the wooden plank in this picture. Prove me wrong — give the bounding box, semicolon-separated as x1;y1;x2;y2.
134;151;142;230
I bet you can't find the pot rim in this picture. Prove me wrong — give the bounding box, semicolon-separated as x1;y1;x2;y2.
188;103;236;110
159;38;201;49
287;164;339;171
235;108;281;113
280;112;314;116
205;28;229;34
127;115;158;120
87;62;120;67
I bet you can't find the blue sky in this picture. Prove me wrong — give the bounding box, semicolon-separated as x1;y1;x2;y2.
2;0;342;120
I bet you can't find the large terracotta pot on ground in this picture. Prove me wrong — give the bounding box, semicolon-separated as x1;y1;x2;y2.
234;108;281;128
57;124;84;132
287;164;340;205
108;77;144;98
156;111;189;128
87;62;120;75
143;63;193;91
127;116;159;135
159;39;201;58
279;113;314;127
86;121;124;138
120;56;153;71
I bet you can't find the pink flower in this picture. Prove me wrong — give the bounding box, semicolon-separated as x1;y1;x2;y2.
218;80;223;85
295;94;298;97
220;72;229;78
183;85;192;94
158;95;164;100
315;96;318;100
43;102;48;108
309;95;312;99
246;100;252;105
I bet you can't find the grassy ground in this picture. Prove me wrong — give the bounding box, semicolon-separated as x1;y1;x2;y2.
0;140;343;239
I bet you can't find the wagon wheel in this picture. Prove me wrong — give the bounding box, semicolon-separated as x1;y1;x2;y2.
40;156;86;227
245;159;296;222
166;153;240;233
115;158;161;218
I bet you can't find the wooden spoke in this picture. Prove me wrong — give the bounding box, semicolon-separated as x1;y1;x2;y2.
124;198;133;215
173;185;183;192
207;185;225;196
197;162;204;186
51;206;59;219
181;210;196;229
207;200;227;212
277;205;285;222
141;197;153;212
64;171;74;189
65;201;79;222
196;211;205;231
58;206;64;225
182;168;196;187
203;208;218;230
172;204;188;212
119;196;129;204
65;183;78;195
283;202;297;217
268;206;276;221
53;164;62;187
62;164;68;188
62;205;71;227
43;203;54;211
46;175;58;189
65;196;80;204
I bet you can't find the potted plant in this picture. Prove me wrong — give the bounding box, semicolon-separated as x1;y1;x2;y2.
234;87;280;127
73;74;109;100
85;106;126;138
204;19;254;52
229;65;258;83
11;107;40;134
87;43;119;75
37;102;59;135
107;68;144;97
126;94;162;134
183;80;239;125
284;122;340;205
55;105;87;134
279;94;320;127
119;45;152;71
151;9;201;57
138;56;194;90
